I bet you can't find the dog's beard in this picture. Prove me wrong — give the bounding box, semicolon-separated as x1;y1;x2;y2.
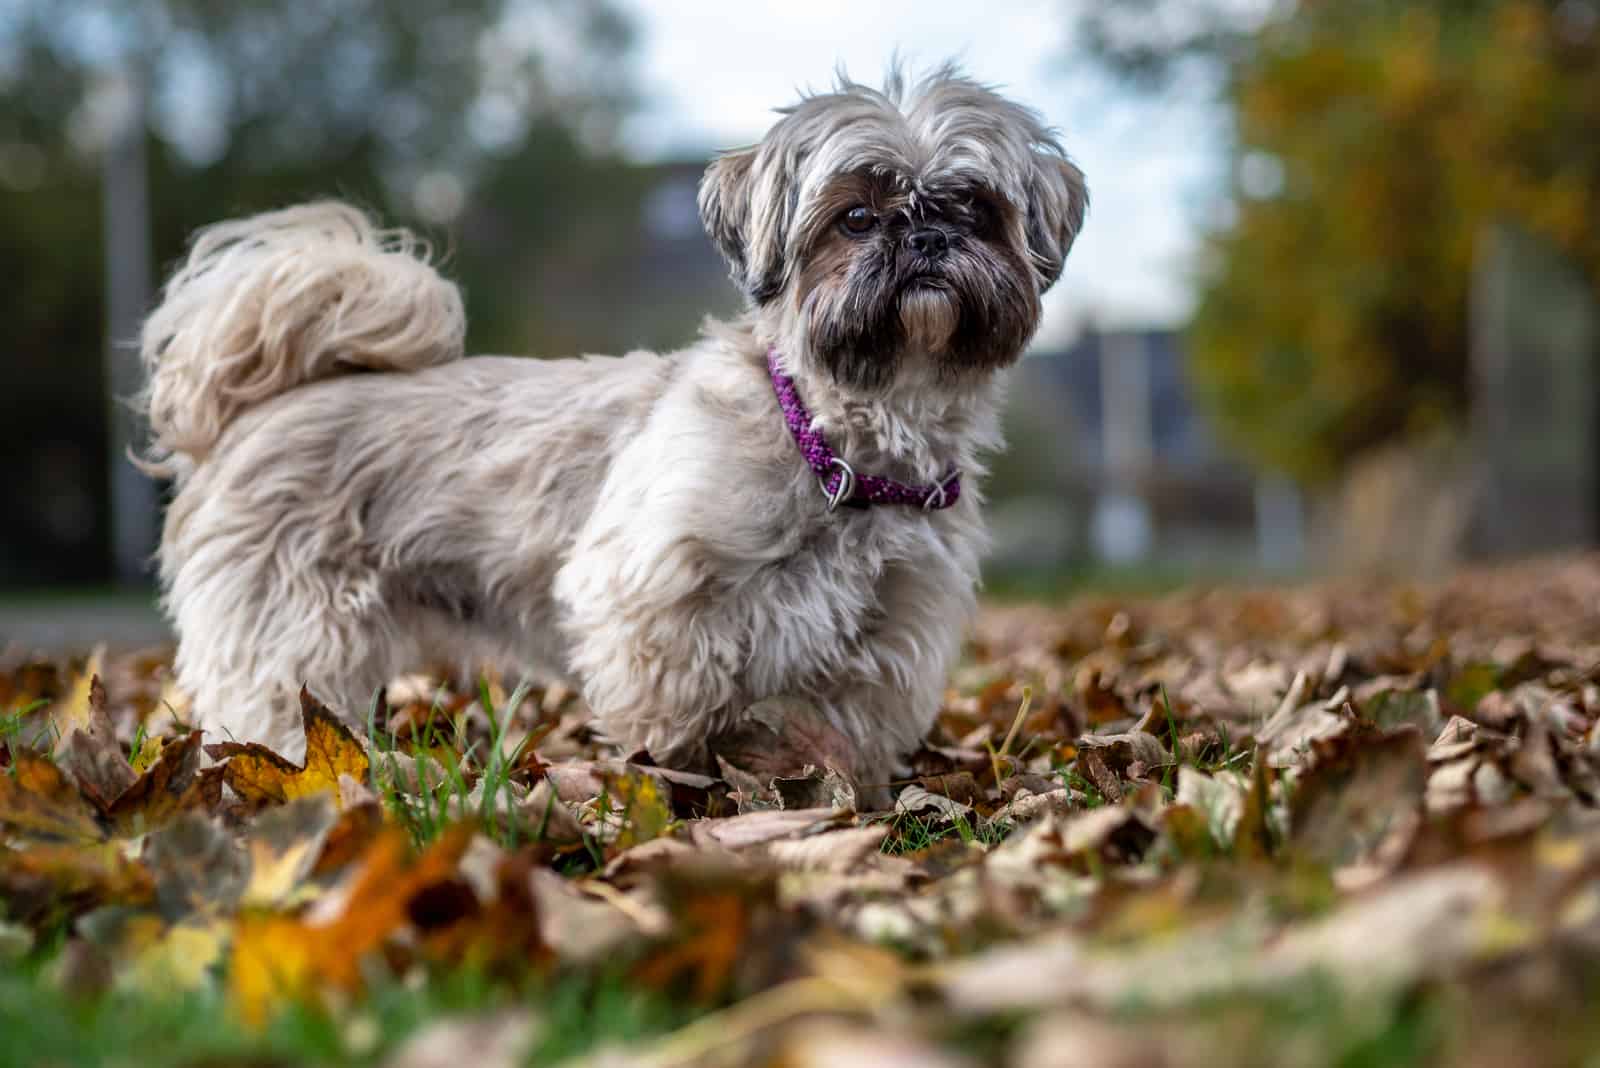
799;240;1041;392
898;285;959;354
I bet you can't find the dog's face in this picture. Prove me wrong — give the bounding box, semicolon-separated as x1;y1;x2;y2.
700;66;1087;390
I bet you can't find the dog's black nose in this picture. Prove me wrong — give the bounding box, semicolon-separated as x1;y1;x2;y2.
907;228;949;258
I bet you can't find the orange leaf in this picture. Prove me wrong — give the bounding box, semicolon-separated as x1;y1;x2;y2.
0;840;154;924
0;753;107;843
228;824;476;1028
632;890;750;1001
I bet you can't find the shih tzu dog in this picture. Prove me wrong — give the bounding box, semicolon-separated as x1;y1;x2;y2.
137;65;1087;787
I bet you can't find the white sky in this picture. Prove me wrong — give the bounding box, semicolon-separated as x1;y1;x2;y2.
616;0;1228;342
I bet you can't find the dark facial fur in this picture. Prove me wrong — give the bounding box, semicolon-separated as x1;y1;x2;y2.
796;170;1043;389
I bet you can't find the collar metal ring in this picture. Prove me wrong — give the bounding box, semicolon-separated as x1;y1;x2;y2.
922;467;960;511
822;457;857;512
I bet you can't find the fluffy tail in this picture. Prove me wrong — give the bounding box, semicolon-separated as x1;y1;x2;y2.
137;200;465;478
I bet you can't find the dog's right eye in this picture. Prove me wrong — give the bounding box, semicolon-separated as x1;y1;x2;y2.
840;206;878;235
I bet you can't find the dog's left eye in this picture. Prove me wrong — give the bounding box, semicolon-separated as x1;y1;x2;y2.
965;196;995;234
840;206;878;235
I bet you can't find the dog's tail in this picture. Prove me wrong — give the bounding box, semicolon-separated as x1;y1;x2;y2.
136;200;464;478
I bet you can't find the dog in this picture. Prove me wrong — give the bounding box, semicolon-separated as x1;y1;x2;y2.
137;64;1087;787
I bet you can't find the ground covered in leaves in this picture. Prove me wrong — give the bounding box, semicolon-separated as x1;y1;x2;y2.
6;556;1600;1067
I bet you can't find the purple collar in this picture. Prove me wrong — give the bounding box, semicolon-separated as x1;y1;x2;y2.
767;349;962;513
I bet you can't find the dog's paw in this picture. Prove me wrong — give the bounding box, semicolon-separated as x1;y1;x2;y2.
711;697;879;810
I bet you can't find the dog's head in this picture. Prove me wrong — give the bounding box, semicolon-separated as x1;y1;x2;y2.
699;64;1087;390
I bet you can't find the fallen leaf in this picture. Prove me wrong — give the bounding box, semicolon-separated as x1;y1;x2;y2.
1289;726;1427;869
382;1010;539;1068
0;752;107;843
144;813;248;920
240;796;341;909
603;772;674;854
230;825;475;1026
47;649;105;754
893;783;975;824
103;731;209;835
772;765;858;812
763;825;889;872
0;842;153;925
210;688;370;807
56;674;135;806
712;698;863;795
631;887;753;1001
683;808;853;851
774;1023;981;1068
1080;748;1123;803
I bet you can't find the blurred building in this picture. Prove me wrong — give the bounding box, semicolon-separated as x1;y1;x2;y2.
991;328;1267;577
532;159;742;352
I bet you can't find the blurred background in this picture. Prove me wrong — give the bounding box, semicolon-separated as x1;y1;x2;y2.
3;0;1598;630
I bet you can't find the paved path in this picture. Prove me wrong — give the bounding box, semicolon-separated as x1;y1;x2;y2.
0;594;173;651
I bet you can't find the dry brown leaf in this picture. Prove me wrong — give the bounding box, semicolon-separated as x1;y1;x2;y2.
1012;1013;1181;1068
382;1011;539;1068
762;826;889;873
529;870;661;964
774;1023;981;1068
772;764;858;811
631;888;753;1001
683;807;852;851
0;841;154;924
103;731;209;835
56;674;135;807
1289;725;1428;869
893;783;975;824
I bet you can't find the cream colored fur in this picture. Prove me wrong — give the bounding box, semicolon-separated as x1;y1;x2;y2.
138;67;1085;785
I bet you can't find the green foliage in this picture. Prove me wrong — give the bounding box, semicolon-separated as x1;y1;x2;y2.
875;808;1011;855
1084;0;1600;481
0;956;686;1068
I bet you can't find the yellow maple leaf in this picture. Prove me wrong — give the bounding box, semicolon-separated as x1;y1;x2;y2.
115;916;227;993
215;689;370;807
240;803;335;910
230;914;319;1029
228;825;475;1028
47;647;104;753
128;735;165;775
609;772;673;854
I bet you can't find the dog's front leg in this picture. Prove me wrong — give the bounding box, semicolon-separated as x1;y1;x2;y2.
551;410;754;769
817;555;977;802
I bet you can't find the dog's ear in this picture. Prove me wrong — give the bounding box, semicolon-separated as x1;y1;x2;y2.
1024;154;1088;293
699;146;790;304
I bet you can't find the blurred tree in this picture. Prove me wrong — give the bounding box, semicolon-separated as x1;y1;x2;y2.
1078;0;1600;482
0;0;638;584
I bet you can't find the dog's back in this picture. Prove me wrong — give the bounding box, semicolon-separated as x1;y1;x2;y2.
137;201;464;481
